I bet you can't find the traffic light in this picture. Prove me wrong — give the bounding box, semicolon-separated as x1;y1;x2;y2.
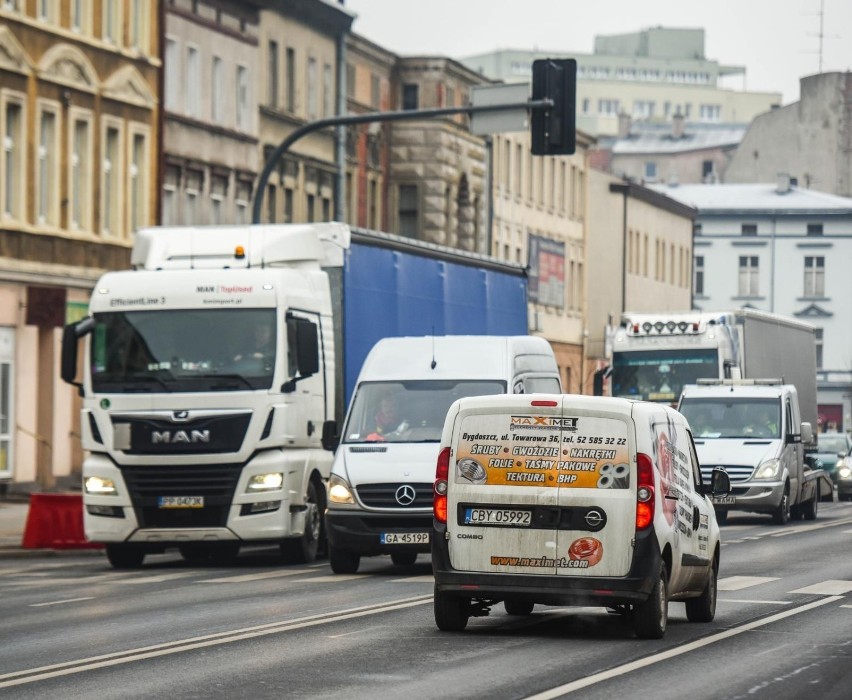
530;58;577;156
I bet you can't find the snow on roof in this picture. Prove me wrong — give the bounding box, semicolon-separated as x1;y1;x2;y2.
610;126;747;155
648;183;852;213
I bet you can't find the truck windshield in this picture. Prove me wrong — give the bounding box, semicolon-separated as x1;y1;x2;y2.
611;348;718;403
90;309;277;393
679;397;781;439
343;380;506;444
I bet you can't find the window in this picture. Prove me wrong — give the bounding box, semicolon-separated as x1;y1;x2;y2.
815;329;823;369
184;169;202;225
162;165;179;225
368;179;378;229
71;0;89;33
38;0;57;22
699;104;721;122
402;84;419;110
37;108;58;226
598;99;619;115
266;183;276;222
702;160;715;181
644;161;657;181
211;56;224;124
371;74;381;108
283;187;293;223
582;98;590;114
804;256;825;297
102;0;121;44
285;48;295;112
236;65;249;130
164;39;180;110
70;116;92;231
3;100;24;219
129;0;147;51
633;100;654;118
186;46;200;117
306;193;315;222
738;256;759;296
323;63;333;118
307;57;318;119
807;223;824;236
210;174;227;225
345;63;355;99
129;131;147;233
694;223;702;235
741;223;758;236
268;40;279;107
102;124;122;235
398;185;418;237
235;180;251;224
694;256;704;296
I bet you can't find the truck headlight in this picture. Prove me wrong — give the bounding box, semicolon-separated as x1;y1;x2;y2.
85;476;118;495
246;472;284;492
328;474;355;504
753;458;781;480
838;466;852;480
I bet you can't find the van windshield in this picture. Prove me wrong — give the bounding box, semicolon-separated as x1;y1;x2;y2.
343;380;505;444
679;397;781;439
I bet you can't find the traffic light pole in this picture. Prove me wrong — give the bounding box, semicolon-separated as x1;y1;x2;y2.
251;99;553;225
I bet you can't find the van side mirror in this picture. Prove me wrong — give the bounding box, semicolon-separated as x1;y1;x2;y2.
321;420;339;452
709;467;731;497
800;422;813;445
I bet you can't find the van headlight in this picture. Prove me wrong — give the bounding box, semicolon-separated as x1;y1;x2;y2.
85;476;118;495
328;474;355;505
752;458;781;481
246;472;284;492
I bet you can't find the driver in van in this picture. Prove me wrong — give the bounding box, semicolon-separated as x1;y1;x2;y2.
366;394;409;441
744;407;778;438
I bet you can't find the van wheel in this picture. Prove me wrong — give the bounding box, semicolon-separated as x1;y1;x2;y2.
391;551;418;567
504;600;535;616
106;544;145;569
772;488;790;525
685;558;717;623
434;588;470;631
633;562;668;639
328;545;360;574
280;480;321;564
801;485;819;521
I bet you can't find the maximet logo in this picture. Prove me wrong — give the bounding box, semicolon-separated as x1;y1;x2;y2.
510;416;579;430
152;430;210;444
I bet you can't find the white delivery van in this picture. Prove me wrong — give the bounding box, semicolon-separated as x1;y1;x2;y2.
325;336;561;574
432;393;731;639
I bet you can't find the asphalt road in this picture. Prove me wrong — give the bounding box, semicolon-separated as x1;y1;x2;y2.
1;503;851;700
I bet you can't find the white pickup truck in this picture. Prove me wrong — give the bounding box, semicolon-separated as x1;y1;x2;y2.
678;380;830;524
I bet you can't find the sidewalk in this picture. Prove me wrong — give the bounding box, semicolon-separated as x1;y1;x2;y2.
0;495;103;559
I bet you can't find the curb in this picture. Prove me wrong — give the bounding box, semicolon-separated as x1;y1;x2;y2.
0;545;105;559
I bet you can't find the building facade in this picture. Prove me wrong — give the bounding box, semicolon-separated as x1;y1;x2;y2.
462;27;781;138
585;172;696;393
162;0;260;227
652;180;852;432
0;0;160;491
725;72;852;198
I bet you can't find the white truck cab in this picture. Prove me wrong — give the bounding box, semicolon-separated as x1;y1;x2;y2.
431;393;730;639
325;335;561;574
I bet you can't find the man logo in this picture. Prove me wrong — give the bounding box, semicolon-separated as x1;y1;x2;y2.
152;430;210;444
395;484;416;506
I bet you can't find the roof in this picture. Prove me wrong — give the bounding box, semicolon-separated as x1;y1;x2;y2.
648;183;852;214
609;124;748;155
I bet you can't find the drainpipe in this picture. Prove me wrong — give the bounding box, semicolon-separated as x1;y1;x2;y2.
334;30;348;222
770;216;776;312
608;181;629;313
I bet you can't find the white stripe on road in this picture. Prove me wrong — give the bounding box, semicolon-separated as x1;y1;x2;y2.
114;572;196;584
30;597;95;608
717;598;791;605
523;595;843;699
199;569;313;583
789;580;852;595
303;575;366;583
717;576;779;591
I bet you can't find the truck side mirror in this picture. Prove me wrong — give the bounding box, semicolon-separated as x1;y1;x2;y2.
282;315;320;393
61;317;95;389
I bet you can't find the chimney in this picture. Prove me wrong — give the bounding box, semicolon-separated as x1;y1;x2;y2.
776;173;791;194
617;112;632;139
672;111;685;139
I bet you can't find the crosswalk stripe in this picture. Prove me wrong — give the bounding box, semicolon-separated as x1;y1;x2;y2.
789;580;852;595
718;576;779;591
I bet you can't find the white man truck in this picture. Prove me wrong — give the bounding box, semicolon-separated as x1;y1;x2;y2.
61;223;533;568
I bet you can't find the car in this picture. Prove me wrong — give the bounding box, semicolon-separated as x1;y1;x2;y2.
836;451;852;501
813;432;852;482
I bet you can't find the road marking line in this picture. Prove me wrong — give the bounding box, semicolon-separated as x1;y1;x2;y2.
789;580;852;595
114;572;196;584
390;575;434;583
717;598;791;605
717;576;779;591
0;595;432;688
840;605;852;609
199;569;312;583
523;596;843;699
30;597;96;608
301;575;366;583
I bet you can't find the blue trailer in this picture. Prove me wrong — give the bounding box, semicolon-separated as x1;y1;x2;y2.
326;227;529;424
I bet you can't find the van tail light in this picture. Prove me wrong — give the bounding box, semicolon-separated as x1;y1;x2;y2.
635;452;655;530
434;446;451;524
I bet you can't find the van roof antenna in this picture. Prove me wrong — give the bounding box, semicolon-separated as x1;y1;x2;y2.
431;329;437;369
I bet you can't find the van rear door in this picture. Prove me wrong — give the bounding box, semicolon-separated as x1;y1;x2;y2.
447;397;562;575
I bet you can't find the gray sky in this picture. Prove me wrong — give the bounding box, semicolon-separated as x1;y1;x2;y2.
343;0;852;105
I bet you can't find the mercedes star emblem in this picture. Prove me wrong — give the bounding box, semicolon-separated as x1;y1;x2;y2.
395;484;416;506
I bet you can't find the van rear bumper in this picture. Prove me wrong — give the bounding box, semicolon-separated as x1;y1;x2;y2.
432;524;662;608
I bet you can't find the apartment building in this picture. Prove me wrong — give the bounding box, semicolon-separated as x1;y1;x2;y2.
0;0;160;490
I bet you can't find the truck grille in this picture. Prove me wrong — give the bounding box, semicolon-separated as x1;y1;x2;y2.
356;483;433;509
121;463;242;528
701;465;755;483
114;414;251;455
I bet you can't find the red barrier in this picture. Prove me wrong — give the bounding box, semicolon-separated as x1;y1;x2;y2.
22;493;103;549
